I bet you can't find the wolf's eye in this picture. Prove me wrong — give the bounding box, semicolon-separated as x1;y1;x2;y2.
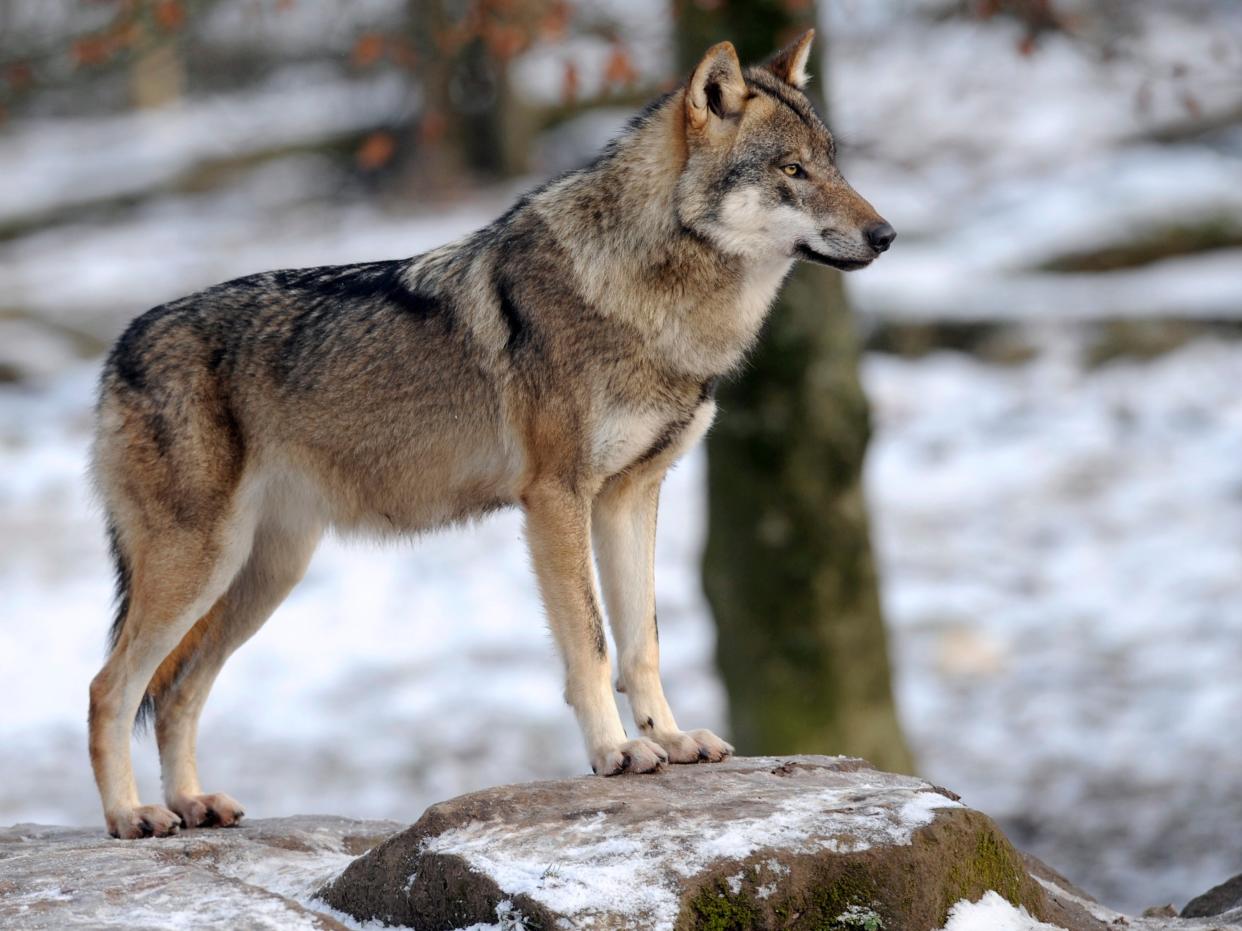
781;163;806;179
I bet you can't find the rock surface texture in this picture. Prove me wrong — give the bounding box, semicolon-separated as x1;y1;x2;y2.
0;815;399;929
320;755;1061;930
4;760;1241;931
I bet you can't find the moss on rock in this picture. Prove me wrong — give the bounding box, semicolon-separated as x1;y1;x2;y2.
678;808;1049;931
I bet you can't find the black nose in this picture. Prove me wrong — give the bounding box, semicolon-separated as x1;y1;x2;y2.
866;222;896;253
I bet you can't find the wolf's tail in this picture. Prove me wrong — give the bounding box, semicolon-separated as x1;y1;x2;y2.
104;517;156;731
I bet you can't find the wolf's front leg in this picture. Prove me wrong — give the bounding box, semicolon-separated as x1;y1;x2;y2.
523;484;668;775
592;476;734;764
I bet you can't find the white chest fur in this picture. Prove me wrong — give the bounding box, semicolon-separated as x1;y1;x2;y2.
592;407;668;475
591;400;717;477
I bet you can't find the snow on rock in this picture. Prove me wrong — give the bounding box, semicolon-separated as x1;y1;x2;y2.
318;755;1055;931
0;816;401;930
1025;860;1242;931
939;892;1065;931
1183;873;1242;920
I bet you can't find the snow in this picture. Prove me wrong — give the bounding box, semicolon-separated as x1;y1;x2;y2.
863;339;1242;908
825;7;1242;323
937;892;1062;931
0;67;410;227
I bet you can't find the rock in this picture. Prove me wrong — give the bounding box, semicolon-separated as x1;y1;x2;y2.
1019;854;1112;931
318;755;1055;931
0;815;400;929
6;767;1239;931
1183;873;1242;918
1144;905;1180;918
1019;854;1242;931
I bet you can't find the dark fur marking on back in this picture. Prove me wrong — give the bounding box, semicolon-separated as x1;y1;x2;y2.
274;260;447;385
387;283;442;319
274;261;443;319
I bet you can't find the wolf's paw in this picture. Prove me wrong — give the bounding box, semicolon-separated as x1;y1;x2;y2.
655;728;734;764
591;737;669;776
107;804;183;839
169;792;246;829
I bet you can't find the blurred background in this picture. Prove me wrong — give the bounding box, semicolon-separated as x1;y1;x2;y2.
1;0;1240;915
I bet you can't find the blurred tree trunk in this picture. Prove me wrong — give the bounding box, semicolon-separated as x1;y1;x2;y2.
402;0;534;197
129;43;184;110
677;3;914;773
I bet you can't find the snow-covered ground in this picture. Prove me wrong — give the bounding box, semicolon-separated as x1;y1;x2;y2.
1;0;1240;918
823;6;1242;909
826;4;1242;323
865;339;1242;911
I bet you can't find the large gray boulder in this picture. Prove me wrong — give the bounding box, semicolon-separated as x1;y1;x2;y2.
319;755;1065;930
0;815;399;930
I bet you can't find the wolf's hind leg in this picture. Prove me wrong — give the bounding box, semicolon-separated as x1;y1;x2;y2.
89;521;254;839
524;484;668;776
593;476;733;764
155;513;321;828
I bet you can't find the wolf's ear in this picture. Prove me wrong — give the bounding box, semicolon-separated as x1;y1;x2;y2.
686;42;748;134
764;29;815;89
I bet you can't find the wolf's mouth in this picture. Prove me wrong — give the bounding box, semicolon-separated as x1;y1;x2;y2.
795;244;873;271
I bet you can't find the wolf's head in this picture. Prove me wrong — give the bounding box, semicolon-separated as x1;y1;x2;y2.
676;31;894;271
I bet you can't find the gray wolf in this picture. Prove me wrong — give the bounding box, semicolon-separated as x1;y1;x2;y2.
88;30;894;838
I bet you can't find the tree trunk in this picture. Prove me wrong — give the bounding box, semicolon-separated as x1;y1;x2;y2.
401;0;533;199
129;42;184;110
677;2;914;773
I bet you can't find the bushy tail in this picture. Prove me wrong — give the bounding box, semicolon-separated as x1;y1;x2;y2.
104;518;155;732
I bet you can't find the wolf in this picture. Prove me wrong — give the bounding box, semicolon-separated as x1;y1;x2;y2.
88;30;894;838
